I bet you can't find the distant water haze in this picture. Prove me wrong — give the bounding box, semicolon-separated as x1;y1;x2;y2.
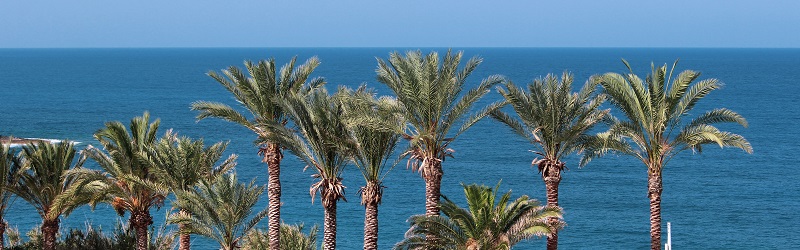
0;48;797;249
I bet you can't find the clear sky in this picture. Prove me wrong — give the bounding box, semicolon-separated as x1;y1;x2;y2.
2;0;799;48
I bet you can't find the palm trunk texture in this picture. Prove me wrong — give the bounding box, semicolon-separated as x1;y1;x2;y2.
179;222;191;250
264;143;283;250
648;173;663;250
323;200;337;250
363;192;380;250
41;218;59;250
131;210;154;250
423;158;443;248
1;219;5;250
544;169;561;250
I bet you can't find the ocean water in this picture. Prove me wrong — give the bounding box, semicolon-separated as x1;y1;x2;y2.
1;48;798;249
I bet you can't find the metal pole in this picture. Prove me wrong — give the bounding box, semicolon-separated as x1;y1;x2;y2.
665;222;672;250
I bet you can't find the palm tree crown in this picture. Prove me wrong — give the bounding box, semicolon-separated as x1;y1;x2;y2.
587;60;752;250
168;174;268;250
395;182;563;250
493;72;608;172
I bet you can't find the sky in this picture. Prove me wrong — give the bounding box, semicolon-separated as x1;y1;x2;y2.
2;0;799;48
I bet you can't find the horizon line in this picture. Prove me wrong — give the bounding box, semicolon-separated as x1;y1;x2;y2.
2;46;800;49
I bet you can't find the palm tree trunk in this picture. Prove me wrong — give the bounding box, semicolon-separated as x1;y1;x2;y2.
41;218;59;250
323;199;337;250
131;210;154;250
362;182;381;250
179;224;190;250
544;169;561;250
648;172;663;250
263;143;283;250
0;219;5;250
422;158;443;248
423;159;443;217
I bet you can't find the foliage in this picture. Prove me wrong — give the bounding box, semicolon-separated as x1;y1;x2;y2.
6;221;174;250
0;142;19;225
375;49;504;174
241;223;319;250
585;60;752;167
191;56;325;142
144;130;237;194
395;183;563;250
12;141;88;221
492;72;609;172
167;174;267;250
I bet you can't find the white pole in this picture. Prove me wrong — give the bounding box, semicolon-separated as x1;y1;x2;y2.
665;222;672;250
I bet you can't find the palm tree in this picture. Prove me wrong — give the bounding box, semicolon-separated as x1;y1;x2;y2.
337;86;404;250
262;88;355;250
587;60;752;250
12;141;90;250
63;112;169;250
375;50;504;220
144;131;238;250
395;182;563;250
490;73;608;250
167;174;268;250
0;143;20;250
192;56;324;250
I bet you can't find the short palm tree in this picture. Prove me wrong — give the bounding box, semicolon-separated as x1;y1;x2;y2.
337;86;404;250
376;50;504;219
167;174;268;250
242;223;319;250
0;143;19;250
262;88;355;250
64;112;169;250
144;131;238;250
491;73;608;250
192;56;324;250
395;182;563;250
587;60;752;250
12;141;89;250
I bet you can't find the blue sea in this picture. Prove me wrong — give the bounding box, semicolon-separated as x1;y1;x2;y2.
1;48;798;249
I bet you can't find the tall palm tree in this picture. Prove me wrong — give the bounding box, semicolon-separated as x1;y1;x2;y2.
144;131;238;250
375;50;504;220
12;141;90;250
395;182;563;250
192;56;324;250
63;112;169;250
491;73;609;250
0;143;20;250
587;60;752;250
337;86;404;250
168;174;268;250
262;88;355;250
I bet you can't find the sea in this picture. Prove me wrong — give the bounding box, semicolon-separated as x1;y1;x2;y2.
1;48;798;249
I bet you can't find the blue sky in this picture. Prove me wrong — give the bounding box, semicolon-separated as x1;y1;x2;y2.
2;0;799;48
